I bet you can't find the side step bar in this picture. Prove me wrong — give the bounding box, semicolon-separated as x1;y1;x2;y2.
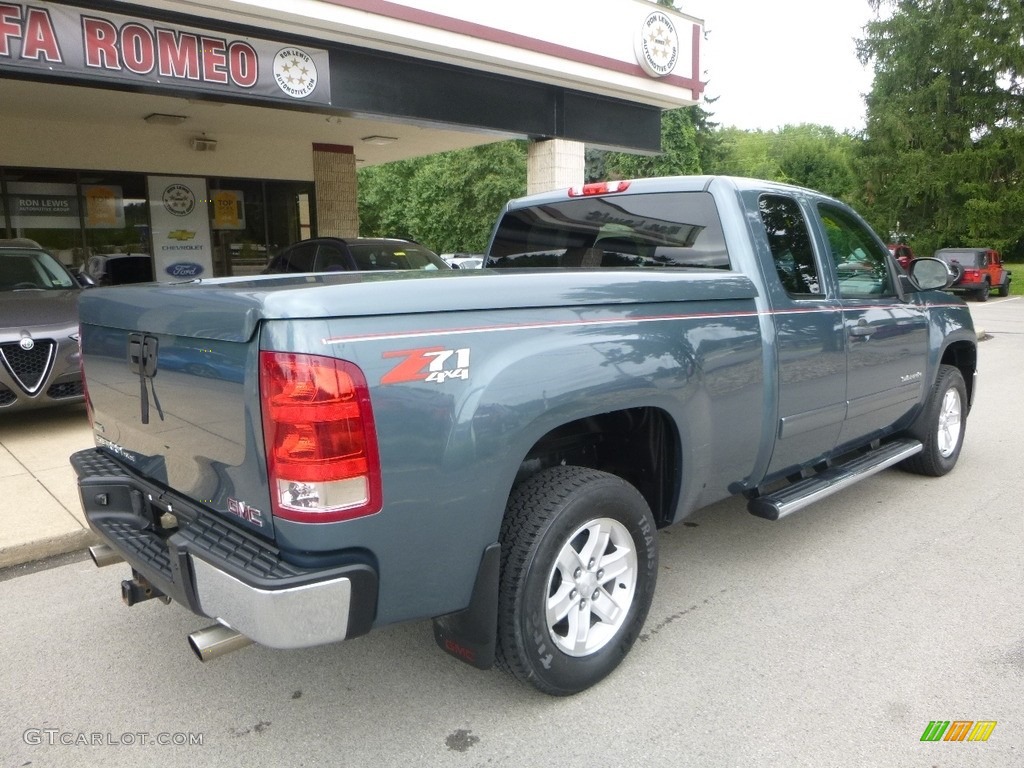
748;438;923;521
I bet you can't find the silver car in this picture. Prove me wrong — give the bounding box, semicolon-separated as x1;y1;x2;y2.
0;239;84;412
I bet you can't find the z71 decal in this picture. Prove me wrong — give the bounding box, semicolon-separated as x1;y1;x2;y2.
381;347;470;385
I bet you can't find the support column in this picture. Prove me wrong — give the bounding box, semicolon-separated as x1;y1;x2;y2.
312;143;359;237
526;139;585;196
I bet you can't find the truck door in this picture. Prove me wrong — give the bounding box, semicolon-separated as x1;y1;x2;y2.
814;202;929;446
757;194;846;476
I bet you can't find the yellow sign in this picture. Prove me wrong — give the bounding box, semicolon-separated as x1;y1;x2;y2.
84;185;120;227
212;190;245;230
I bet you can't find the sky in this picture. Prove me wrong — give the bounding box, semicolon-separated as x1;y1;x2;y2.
682;0;878;133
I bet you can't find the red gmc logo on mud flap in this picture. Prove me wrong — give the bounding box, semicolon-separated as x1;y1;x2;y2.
381;347;470;385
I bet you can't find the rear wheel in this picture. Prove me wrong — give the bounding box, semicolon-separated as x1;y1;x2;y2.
496;466;658;696
975;281;989;302
900;364;967;476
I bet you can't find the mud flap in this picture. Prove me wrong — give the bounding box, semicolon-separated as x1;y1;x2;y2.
431;543;500;670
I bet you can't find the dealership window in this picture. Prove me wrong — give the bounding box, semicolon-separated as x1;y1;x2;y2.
2;167;314;278
206;177;314;277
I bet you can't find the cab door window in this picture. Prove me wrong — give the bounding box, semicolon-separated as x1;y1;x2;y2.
818;204;895;298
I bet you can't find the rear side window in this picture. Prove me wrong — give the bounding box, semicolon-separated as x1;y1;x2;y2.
488;191;730;270
758;195;821;297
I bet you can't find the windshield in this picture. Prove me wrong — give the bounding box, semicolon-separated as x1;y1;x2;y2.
0;249;78;291
488;191;730;270
349;243;448;271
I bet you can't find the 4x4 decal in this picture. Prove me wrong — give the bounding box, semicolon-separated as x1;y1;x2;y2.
381;346;470;385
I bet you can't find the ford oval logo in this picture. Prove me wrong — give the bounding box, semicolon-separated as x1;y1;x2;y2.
166;262;204;278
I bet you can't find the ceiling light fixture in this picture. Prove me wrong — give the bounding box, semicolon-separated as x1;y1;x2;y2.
361;135;398;146
144;112;188;125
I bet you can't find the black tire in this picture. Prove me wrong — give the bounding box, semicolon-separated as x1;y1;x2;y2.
949;263;964;284
900;364;967;477
496;466;658;696
997;278;1010;298
975;282;989;302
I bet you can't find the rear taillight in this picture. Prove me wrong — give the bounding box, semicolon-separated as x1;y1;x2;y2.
260;351;382;523
963;269;980;281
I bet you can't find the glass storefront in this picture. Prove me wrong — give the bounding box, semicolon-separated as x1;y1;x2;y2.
1;167;314;280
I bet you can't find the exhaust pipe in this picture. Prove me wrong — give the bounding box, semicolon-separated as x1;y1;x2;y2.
88;544;124;568
188;622;254;662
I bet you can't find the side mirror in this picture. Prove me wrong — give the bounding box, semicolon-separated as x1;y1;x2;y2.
74;269;97;288
908;257;953;291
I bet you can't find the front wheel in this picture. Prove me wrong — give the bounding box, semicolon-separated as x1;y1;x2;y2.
496;466;658;696
900;364;967;476
997;278;1010;297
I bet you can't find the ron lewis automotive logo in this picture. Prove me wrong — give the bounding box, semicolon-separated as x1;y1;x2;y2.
162;184;196;217
634;11;680;78
273;48;318;98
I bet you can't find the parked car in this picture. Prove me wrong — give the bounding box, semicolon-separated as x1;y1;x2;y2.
442;253;486;269
263;237;450;274
0;239;85;411
887;243;915;270
932;247;1011;301
85;253;155;286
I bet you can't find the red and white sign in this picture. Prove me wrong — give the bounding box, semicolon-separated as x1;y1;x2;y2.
0;2;330;104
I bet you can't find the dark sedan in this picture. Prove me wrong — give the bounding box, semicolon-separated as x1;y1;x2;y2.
262;237;450;274
0;240;84;412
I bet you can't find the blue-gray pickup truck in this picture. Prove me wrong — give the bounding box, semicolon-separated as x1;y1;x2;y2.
72;176;976;695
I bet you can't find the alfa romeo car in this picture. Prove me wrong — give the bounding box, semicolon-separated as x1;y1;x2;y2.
0;239;85;412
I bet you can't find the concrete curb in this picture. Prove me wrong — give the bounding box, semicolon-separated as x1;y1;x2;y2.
0;527;99;570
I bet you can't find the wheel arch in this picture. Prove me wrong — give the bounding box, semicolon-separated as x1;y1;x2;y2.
940;339;977;410
512;406;681;529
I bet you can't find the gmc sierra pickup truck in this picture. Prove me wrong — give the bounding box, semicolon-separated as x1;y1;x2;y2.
72;176;976;696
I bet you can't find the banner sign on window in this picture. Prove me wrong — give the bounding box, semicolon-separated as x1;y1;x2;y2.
0;2;330;105
148;175;213;282
83;185;125;228
6;181;125;229
211;190;246;230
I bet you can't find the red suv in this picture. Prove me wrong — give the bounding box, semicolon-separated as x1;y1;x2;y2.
933;247;1012;301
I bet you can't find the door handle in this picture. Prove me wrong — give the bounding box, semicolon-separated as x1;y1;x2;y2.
849;322;875;337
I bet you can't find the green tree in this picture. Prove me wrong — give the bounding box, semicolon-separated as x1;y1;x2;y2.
358;141;527;253
857;0;1024;255
705;124;858;201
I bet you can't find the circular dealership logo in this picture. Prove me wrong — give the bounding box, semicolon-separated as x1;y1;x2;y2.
162;184;196;217
273;48;318;99
19;336;34;351
635;11;680;78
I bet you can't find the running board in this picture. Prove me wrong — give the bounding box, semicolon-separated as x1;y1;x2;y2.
748;439;923;521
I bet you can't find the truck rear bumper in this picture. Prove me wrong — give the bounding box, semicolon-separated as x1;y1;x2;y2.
71;448;377;649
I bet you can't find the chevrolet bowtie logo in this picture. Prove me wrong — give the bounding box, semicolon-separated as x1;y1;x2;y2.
168;230;196;241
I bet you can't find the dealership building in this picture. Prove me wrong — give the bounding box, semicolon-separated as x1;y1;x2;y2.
0;0;704;280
